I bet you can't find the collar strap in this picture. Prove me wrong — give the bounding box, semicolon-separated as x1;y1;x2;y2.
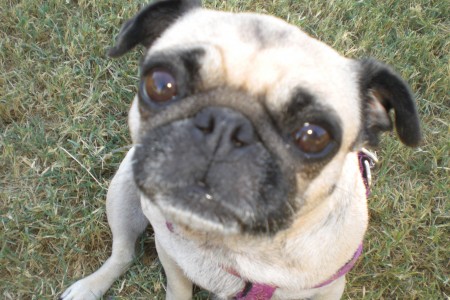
234;282;276;300
313;243;363;288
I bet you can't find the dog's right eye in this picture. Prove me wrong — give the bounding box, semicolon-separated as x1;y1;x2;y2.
292;123;335;158
143;68;177;103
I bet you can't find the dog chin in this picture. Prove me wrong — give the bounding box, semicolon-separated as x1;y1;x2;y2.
151;192;243;235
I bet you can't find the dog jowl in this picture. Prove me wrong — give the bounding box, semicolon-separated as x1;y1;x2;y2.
61;0;421;299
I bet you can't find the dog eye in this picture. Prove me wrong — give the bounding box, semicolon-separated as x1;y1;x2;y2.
143;68;177;103
292;123;332;155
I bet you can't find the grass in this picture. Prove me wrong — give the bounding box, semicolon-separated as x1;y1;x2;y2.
1;0;448;299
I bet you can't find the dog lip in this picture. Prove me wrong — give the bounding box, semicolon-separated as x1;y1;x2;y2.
150;185;245;233
185;184;215;201
154;198;242;235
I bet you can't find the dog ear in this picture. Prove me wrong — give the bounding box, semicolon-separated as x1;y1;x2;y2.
359;58;422;147
107;0;201;58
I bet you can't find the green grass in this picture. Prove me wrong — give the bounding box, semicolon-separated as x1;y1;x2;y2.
1;0;448;299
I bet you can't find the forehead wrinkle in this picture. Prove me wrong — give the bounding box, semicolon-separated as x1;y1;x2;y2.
217;46;301;99
211;44;229;88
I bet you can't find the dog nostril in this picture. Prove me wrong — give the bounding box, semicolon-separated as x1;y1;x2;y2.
200;119;214;134
233;139;244;147
194;111;215;134
231;127;245;147
231;124;254;147
192;108;256;148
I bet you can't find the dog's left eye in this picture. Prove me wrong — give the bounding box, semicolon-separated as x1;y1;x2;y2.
292;123;333;156
143;68;177;103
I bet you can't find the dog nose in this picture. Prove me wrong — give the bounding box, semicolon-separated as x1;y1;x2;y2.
192;107;256;150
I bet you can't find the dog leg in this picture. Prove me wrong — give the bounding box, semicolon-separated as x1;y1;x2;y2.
155;238;193;300
311;276;346;300
61;148;149;300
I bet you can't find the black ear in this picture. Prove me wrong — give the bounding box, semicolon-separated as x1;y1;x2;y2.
359;58;422;147
107;0;201;58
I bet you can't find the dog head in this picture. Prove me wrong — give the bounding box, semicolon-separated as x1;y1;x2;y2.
109;0;421;235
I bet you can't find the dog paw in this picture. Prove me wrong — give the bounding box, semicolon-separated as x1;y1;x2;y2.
60;279;104;300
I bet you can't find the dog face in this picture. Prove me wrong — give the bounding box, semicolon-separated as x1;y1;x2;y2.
108;0;421;236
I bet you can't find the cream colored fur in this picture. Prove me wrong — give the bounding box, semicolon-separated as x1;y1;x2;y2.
61;7;370;300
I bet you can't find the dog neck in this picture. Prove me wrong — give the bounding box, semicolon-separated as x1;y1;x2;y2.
164;150;375;299
228;243;363;299
227;150;375;299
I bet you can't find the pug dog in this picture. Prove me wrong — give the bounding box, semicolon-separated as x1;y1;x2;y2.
60;0;421;299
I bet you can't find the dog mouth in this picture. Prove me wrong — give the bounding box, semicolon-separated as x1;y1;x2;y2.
151;183;245;234
137;156;281;234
